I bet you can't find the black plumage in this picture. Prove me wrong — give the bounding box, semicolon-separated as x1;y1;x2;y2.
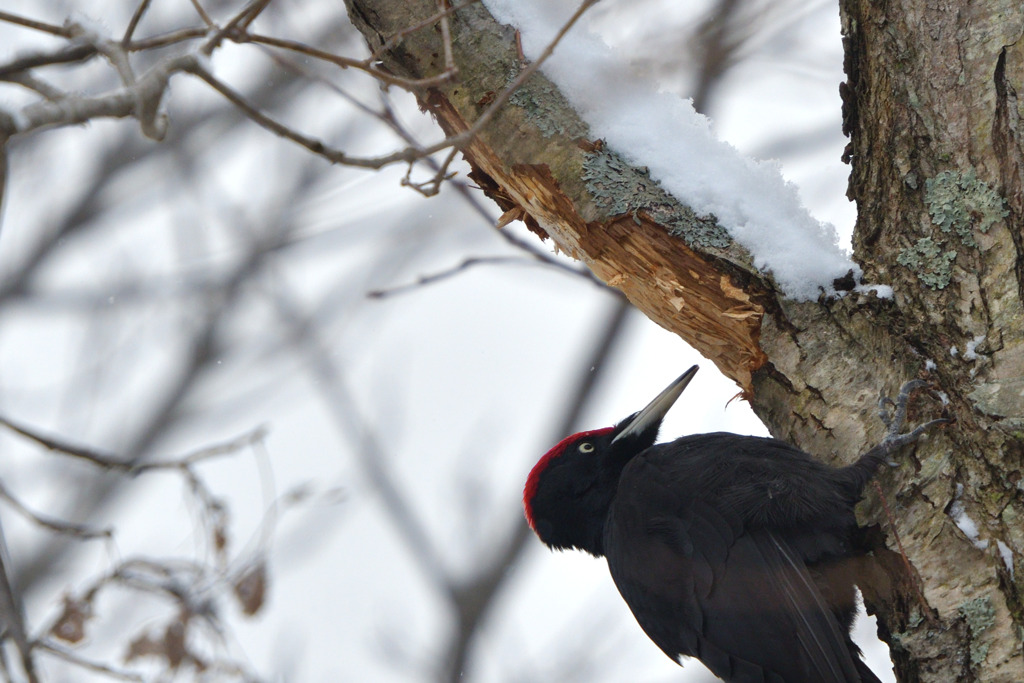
524;365;944;683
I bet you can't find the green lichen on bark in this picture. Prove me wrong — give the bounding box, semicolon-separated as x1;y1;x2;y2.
959;595;996;666
508;78;587;139
896;237;957;288
581;148;729;248
898;168;1008;288
925;169;1008;248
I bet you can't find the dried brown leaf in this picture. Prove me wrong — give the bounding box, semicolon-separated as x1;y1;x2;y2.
233;560;268;616
124;617;192;670
50;594;92;644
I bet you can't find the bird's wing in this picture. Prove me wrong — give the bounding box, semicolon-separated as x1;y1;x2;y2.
606;461;864;683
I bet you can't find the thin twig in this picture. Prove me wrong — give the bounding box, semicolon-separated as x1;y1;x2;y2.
0;72;65;100
122;0;154;46
201;0;272;56
367;255;595;299
134;425;269;472
493;226;611;290
0;481;113;541
0;10;72;37
35;641;144;682
435;0;456;76
401;146;459;196
246;32;457;90
0;522;38;683
188;0;215;27
0;415;267;476
370;0;480;61
0;44;97;80
367;256;528;298
187;62;430;168
203;0;596;185
0;415;128;470
126;27;207;51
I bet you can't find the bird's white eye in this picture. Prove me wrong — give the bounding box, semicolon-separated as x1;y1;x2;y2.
578;442;594;453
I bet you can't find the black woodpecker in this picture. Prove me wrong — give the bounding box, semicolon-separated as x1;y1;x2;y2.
524;366;946;683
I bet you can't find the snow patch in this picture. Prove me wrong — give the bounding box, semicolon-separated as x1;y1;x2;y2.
924;359;936;371
854;283;893;299
481;0;858;300
950;346;959;358
66;13;111;44
997;540;1014;579
963;335;986;361
949;484;988;550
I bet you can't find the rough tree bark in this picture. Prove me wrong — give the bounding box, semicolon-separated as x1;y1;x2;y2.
346;1;1024;681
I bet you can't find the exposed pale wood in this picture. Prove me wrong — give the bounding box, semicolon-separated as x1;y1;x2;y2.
424;92;767;388
349;1;770;389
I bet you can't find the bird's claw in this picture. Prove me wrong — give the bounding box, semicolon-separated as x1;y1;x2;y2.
877;397;896;430
876;379;949;453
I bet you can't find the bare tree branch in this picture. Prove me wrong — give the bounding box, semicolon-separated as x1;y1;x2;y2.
121;0;154;47
0;10;72;38
34;641;143;682
0;519;37;683
366;254;595;299
0;483;113;542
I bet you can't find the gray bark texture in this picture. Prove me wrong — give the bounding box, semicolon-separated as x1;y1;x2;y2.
346;1;1024;680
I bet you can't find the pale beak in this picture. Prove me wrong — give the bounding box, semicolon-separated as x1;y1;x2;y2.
612;365;698;444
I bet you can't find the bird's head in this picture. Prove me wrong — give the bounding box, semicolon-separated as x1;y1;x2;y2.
523;366;698;555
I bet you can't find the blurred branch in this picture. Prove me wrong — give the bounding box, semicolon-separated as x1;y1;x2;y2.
0;50;304;305
187;0;215;27
691;0;746;114
0;482;113;542
366;254;596;299
441;297;631;682
255;250;632;683
437;1;749;677
122;0;154;47
0;10;72;37
0;415;273;680
0;44;97;79
2;49;193;141
0;413;267;474
0;415;131;469
0;519;37;683
265;280;452;590
34;641;143;682
243;32;456;90
1;0;596;199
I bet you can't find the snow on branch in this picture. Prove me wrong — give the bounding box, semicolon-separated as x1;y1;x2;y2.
483;0;859;299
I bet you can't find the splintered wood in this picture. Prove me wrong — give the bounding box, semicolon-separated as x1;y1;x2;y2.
425;93;766;391
421;82;765;393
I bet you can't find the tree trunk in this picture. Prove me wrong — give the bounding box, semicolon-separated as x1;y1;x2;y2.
346;1;1024;680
